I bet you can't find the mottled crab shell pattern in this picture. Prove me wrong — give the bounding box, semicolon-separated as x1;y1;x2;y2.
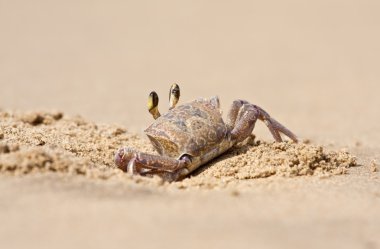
144;97;228;159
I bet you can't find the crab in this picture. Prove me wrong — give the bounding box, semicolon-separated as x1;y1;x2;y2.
115;84;298;182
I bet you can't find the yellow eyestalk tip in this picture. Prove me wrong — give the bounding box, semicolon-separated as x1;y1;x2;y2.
148;91;161;119
169;84;180;110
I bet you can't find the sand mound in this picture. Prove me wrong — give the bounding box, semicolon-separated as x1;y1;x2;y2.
195;139;356;179
0;110;357;187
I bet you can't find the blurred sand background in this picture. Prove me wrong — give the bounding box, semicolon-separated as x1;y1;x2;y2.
0;0;380;249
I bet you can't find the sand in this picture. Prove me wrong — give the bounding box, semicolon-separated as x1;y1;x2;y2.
1;1;380;249
0;110;378;249
0;110;357;185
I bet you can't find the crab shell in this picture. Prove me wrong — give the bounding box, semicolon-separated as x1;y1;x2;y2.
144;97;230;160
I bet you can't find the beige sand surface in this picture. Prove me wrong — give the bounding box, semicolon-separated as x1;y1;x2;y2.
1;1;380;249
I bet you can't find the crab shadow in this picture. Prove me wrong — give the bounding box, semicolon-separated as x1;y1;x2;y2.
191;138;258;177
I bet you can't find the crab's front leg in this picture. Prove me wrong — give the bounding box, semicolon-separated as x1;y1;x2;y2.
115;147;191;182
227;100;298;143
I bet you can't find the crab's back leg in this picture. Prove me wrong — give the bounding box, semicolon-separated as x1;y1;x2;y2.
227;100;298;143
115;147;191;182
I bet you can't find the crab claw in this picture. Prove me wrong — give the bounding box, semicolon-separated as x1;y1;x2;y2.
114;147;136;171
114;148;125;167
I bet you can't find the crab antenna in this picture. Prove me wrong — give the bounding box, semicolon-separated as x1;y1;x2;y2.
148;91;161;119
169;84;180;110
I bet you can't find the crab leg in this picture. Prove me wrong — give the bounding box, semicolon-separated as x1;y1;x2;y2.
227;100;298;143
115;147;191;182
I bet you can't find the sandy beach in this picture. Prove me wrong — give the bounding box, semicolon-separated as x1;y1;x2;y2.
0;1;379;248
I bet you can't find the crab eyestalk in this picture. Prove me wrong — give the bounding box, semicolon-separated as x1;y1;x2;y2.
148;91;161;119
169;83;180;110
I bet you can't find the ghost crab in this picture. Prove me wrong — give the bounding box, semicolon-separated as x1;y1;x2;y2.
115;84;298;182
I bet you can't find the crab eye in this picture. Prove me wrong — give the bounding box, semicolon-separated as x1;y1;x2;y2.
169;84;180;110
148;91;161;119
148;91;159;111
